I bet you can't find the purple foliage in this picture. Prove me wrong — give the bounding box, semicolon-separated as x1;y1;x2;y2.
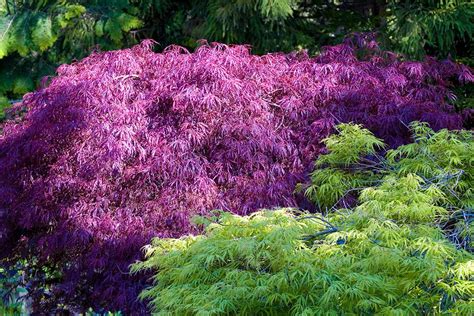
0;38;471;313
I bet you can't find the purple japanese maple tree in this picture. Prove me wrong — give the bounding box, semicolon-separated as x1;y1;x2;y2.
0;37;471;313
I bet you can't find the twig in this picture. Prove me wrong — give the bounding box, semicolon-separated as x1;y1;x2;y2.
0;15;16;42
113;74;140;80
303;227;338;240
298;215;336;229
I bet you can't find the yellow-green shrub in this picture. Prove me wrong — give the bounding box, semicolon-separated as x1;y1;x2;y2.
132;177;473;314
132;123;473;315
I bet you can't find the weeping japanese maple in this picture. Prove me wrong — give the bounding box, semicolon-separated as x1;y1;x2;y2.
0;38;471;313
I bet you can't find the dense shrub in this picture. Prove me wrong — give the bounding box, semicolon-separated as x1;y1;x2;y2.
0;39;471;312
132;186;473;314
133;124;473;315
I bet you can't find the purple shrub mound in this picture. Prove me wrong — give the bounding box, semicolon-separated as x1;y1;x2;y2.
0;38;472;313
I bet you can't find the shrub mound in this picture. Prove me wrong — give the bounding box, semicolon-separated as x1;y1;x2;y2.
133;124;473;315
134;206;473;315
0;39;471;312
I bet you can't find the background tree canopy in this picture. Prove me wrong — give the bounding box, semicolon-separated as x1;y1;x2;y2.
0;0;473;116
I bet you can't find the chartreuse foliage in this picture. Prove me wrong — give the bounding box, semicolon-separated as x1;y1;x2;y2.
132;179;473;314
305;122;473;250
305;123;473;236
298;123;386;209
132;123;473;314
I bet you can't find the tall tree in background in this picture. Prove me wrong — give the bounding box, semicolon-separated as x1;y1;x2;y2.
385;0;474;59
0;0;145;117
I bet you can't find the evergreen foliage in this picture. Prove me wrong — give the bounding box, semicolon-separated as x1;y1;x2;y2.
0;40;471;312
133;123;473;314
385;0;474;60
0;1;144;57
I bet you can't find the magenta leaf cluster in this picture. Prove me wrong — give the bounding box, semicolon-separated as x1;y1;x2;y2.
0;38;471;313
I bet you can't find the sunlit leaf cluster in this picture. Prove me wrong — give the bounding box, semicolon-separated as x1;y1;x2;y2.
0;0;145;106
305;122;473;249
133;174;473;314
